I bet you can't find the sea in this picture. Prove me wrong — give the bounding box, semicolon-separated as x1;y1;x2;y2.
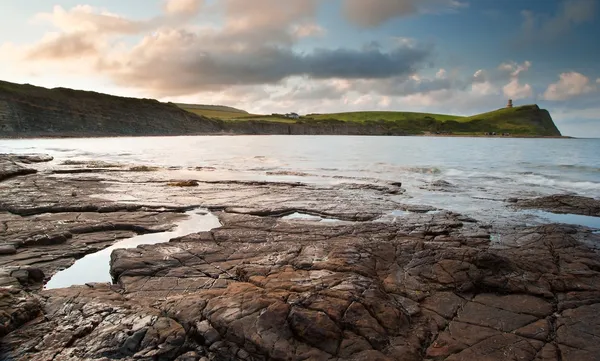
3;135;599;288
2;135;599;223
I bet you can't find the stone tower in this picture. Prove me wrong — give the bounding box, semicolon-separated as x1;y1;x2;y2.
507;99;513;108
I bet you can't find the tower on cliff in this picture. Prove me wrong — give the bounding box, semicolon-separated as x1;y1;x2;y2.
507;99;513;108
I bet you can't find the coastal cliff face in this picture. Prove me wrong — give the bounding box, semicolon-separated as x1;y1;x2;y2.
0;81;222;137
222;120;410;136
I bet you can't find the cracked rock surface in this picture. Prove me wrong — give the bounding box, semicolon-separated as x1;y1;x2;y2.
1;154;600;361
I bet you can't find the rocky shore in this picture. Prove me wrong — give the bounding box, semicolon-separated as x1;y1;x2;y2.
1;154;600;361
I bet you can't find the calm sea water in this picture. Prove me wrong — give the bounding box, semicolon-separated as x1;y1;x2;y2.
2;136;599;225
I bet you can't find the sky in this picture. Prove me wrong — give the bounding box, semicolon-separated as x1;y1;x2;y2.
0;0;599;137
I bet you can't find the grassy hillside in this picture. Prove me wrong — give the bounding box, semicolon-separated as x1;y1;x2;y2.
185;105;562;136
176;103;251;119
310;111;462;123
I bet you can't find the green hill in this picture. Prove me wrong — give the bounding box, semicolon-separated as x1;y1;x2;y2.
175;103;251;119
201;105;562;137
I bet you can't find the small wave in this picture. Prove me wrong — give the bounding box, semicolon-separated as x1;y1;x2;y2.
248;167;280;172
521;174;600;192
522;163;600;173
558;164;600;172
266;171;314;177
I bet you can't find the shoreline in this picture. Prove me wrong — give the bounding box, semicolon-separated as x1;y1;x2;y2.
0;132;576;140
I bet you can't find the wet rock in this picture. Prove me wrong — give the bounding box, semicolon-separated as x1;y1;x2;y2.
195;320;221;345
2;154;54;164
194;166;217;171
0;158;37;181
0;289;43;338
422;179;457;192
0;244;17;255
339;182;405;195
515;194;600;216
129;165;160;172
266;170;313;177
168;180;200;187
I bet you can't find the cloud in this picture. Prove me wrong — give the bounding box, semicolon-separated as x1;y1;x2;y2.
24;3;209;61
498;61;531;78
263;59;533;116
223;0;320;34
32;5;153;34
542;71;597;100
104;30;431;95
17;2;433;96
503;78;533;99
292;23;326;38
342;0;468;27
26;32;98;59
495;61;533;99
163;0;203;15
521;0;597;42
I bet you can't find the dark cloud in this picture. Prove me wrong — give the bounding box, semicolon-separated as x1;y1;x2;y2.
365;76;461;96
520;0;596;43
342;0;468;27
104;29;431;95
302;46;430;79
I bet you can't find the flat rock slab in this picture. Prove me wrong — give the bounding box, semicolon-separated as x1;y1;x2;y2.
4;213;600;361
515;194;600;217
0;159;37;181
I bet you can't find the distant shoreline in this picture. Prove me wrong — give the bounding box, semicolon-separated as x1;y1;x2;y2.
0;133;575;140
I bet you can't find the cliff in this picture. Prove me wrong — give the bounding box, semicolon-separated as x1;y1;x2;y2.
222;120;412;135
0;80;562;137
455;105;562;136
0;81;221;137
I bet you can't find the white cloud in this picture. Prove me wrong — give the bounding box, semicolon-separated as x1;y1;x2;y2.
292;23;326;38
163;0;203;15
393;37;417;47
436;69;447;79
472;69;486;82
496;61;533;99
471;80;498;96
498;61;531;77
503;78;533;99
542;72;596;101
